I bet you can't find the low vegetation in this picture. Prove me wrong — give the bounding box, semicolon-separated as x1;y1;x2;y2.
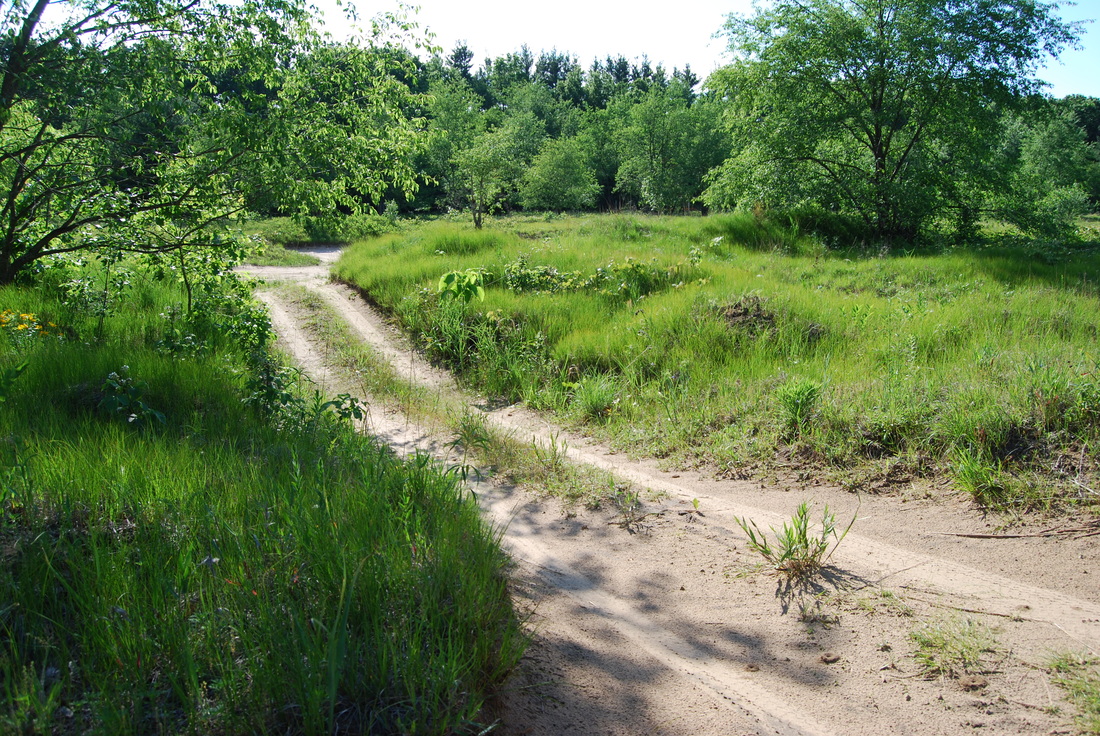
0;257;523;734
910;617;1001;679
736;501;853;580
335;213;1100;512
272;283;625;507
1050;653;1100;733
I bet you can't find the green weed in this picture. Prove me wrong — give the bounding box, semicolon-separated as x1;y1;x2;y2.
776;377;823;437
736;501;854;580
571;374;618;423
438;268;489;303
952;447;1007;506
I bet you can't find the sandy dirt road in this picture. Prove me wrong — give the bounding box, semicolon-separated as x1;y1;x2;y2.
243;251;1100;735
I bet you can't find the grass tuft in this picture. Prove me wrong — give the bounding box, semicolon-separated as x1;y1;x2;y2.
910;617;1000;678
736;501;854;580
1050;652;1100;734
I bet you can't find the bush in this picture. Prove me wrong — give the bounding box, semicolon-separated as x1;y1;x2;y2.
302;212;393;243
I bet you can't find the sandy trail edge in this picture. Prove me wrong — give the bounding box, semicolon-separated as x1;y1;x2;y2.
300;277;1100;652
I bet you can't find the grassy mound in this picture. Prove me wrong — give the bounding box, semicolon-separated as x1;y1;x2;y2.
335;213;1100;511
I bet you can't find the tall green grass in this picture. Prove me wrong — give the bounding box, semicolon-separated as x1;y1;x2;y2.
1;261;522;734
336;214;1100;510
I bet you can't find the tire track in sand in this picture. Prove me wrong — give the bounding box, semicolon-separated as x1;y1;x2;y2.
246;258;1099;734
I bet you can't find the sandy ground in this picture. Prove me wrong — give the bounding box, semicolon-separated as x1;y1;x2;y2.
242;251;1100;736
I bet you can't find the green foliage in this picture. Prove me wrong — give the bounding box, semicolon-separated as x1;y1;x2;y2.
951;448;1007;507
911;617;1000;678
99;365;167;427
0;1;425;284
0;264;523;735
571;375;618;423
503;256;701;302
993;108;1099;238
300;213;394;243
708;0;1080;242
615;88;728;213
521;137;601;211
736;501;854;580
0;361;26;403
452;113;545;228
776;378;823;437
438;268;489;303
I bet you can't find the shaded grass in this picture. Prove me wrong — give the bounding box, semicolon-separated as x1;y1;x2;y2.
1;271;523;734
335;213;1100;512
242;242;322;267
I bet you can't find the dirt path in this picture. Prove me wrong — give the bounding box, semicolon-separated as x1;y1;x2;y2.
244;253;1100;735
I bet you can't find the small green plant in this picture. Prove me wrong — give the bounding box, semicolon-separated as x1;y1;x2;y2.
438;268;489;304
570;375;617;423
533;431;569;474
910;616;1000;678
611;488;654;531
0;361;27;403
1;434;32;516
776;378;822;436
100;365;165;426
1049;652;1100;733
736;501;854;579
952;447;1006;506
317;392;367;423
444;410;495;483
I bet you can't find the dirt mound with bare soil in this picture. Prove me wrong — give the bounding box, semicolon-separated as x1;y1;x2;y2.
242;251;1100;736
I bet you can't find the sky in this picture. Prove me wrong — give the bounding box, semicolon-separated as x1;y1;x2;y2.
316;0;1100;99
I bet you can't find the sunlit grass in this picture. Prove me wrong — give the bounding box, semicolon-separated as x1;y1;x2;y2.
336;213;1100;511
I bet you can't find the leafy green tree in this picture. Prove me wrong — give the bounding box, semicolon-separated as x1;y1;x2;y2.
576;105;625;207
0;0;424;284
414;76;487;207
447;42;475;80
452;113;545;227
535;49;577;90
706;0;1079;242
520;137;600;211
616;86;728;213
1059;95;1100;145
993;106;1099;236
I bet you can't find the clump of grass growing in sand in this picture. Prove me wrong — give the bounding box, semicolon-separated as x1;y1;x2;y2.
910;616;1001;678
736;501;854;580
1049;652;1100;733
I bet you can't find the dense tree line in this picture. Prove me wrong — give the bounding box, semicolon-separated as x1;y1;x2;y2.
384;2;1098;239
3;0;1099;282
399;44;728;222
